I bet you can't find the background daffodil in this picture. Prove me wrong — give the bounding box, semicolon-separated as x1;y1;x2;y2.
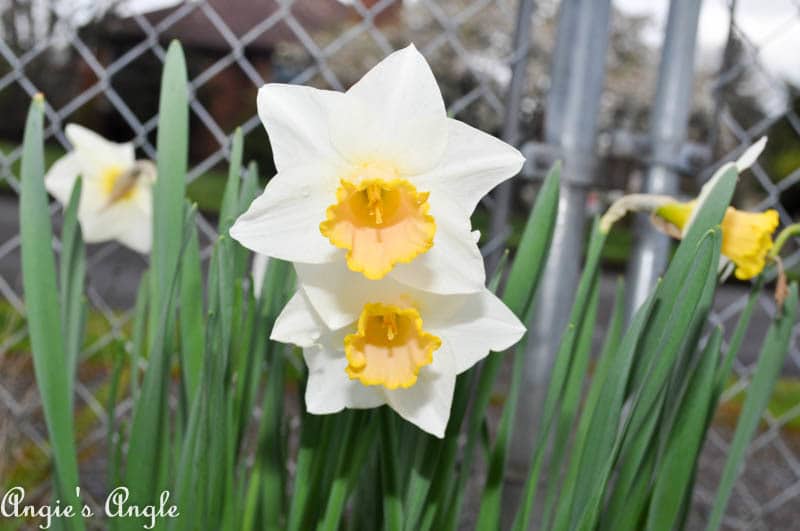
271;260;526;437
230;44;524;295
655;201;779;280
44;124;156;253
652;137;778;280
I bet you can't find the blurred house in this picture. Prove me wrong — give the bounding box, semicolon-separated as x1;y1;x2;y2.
82;0;400;163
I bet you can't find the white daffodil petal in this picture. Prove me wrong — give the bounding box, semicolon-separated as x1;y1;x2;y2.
230;162;341;263
112;184;152;253
257;84;346;172
389;196;485;294
416;119;525;215
79;196;150;252
294;260;408;330
294;263;362;329
384;370;455;438
271;289;324;348
115;207;152;254
427;289;526;374
304;344;385;413
78;213;117;243
330;44;448;175
76;178;121;243
735;136;767;172
44;152;81;205
65;124;135;178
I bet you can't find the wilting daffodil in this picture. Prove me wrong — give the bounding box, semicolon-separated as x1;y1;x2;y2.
652;137;779;280
45;124;156;253
230;44;524;294
655;201;779;280
271;261;525;437
600;137;778;280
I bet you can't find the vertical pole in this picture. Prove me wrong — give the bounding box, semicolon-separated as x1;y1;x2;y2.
505;0;611;522
625;0;703;317
487;0;537;273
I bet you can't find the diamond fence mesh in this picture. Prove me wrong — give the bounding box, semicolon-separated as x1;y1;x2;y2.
0;0;798;529
686;2;800;528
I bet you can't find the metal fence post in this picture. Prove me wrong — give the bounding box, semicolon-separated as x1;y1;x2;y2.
505;0;611;521
625;0;703;316
487;0;537;273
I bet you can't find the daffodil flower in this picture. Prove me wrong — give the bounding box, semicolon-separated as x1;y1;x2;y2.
271;260;525;437
652;137;779;280
45;124;156;253
230;44;524;295
655;201;779;280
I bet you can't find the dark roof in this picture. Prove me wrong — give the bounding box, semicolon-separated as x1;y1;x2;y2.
104;0;359;52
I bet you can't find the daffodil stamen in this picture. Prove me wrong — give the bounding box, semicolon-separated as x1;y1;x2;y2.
366;183;385;224
320;172;436;280
383;312;398;340
344;303;441;390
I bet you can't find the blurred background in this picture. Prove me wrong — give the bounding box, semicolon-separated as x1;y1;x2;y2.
0;0;799;529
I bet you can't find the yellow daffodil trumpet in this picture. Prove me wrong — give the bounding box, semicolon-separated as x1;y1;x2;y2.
344;303;441;389
654;201;779;280
320;177;436;279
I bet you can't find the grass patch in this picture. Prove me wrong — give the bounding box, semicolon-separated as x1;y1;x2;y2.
0;299;127;357
717;378;800;431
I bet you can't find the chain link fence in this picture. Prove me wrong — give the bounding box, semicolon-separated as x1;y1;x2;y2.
0;0;799;529
686;2;800;528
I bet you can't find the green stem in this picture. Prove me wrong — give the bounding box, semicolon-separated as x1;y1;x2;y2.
380;409;404;530
769;223;800;259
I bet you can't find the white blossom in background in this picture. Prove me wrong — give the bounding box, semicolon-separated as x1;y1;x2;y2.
272;260;525;437
45;124;156;254
230;44;524;296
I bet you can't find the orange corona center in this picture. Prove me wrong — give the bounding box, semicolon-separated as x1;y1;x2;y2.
344;303;441;390
100;165;137;204
319;166;436;279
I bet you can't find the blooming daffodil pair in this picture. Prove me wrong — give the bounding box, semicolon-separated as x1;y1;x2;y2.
45;124;156;254
232;44;526;437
